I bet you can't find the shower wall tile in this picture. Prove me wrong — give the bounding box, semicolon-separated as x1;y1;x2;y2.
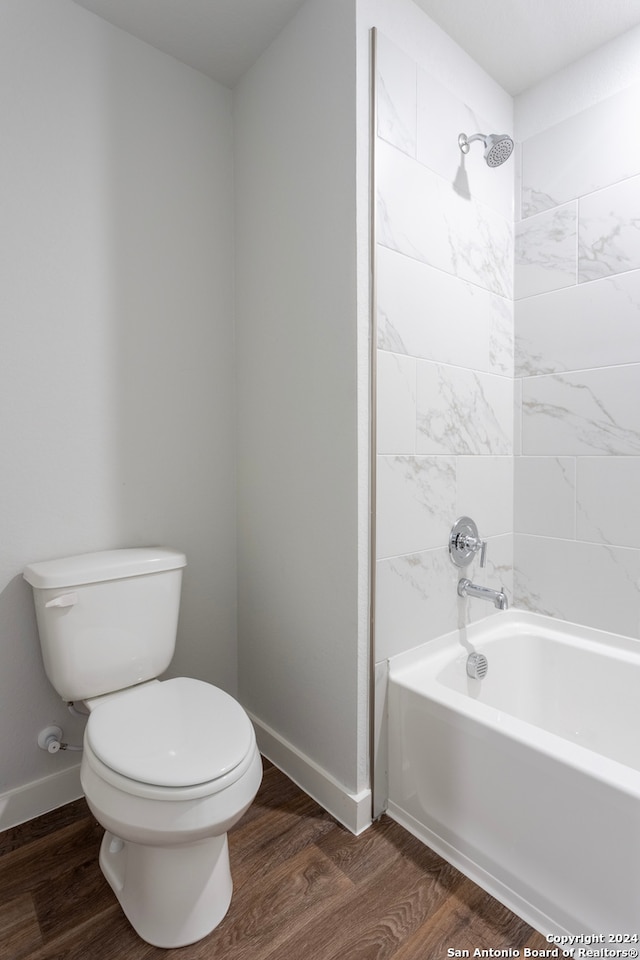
376;535;513;660
489;293;514;378
514;202;577;299
513;377;522;457
416;361;512;456
515;271;640;376
374;30;515;657
376;350;415;455
376;245;513;374
514;535;640;639
521;365;640;456
514;457;575;539
576;457;640;548
415;69;512;220
514;71;640;640
376;455;455;559
376;245;485;367
478;533;514;604
578;176;640;282
514;141;523;223
377;138;513;298
376;34;417;158
375;548;459;659
375;454;512;562
521;83;640;218
375;30;640;646
456;456;513;537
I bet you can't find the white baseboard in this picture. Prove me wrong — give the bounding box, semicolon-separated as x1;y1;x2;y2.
0;764;83;833
248;712;371;835
0;729;373;838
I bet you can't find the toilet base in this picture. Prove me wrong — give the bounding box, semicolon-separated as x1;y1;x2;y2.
99;830;233;948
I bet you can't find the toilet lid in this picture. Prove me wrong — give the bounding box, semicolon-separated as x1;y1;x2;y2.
86;678;254;788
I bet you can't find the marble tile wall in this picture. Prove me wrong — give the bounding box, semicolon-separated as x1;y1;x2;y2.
374;33;514;662
375;31;640;656
515;80;640;637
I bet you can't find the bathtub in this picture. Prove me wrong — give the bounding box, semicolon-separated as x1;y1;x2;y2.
386;610;640;936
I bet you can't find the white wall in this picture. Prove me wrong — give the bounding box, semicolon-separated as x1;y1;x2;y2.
0;0;236;828
514;34;640;637
234;0;371;831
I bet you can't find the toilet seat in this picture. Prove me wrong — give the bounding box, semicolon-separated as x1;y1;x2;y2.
86;677;254;789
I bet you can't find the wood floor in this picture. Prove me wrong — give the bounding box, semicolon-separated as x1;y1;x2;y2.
1;760;549;959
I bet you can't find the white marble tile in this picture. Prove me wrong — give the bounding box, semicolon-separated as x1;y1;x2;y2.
513;377;522;457
514;457;575;538
515;270;640;376
514;534;640;638
376;538;514;660
579;176;640;282
375;548;460;659
376;245;485;366
522;365;640;456
376;350;416;454
416;361;512;456
416;68;513;221
376;245;512;373
576;457;640;548
376;455;455;559
515;202;577;299
522;83;640;218
488;293;514;378
514;141;523;222
456;456;513;537
376;33;416;158
377;139;513;298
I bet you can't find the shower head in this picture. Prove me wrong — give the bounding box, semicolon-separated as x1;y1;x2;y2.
458;131;514;167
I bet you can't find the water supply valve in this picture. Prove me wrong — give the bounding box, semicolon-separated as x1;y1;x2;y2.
38;725;63;754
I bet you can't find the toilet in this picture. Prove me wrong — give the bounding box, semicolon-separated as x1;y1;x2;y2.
23;547;262;949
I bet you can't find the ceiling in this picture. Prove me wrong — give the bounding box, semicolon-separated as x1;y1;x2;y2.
72;0;307;88
72;0;640;94
415;0;640;94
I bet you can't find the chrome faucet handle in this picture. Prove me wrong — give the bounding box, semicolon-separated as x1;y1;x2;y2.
449;517;487;568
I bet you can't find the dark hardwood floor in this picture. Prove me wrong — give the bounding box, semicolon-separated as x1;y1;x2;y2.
1;760;548;959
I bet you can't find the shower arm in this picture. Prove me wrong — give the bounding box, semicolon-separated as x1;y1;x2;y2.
458;132;486;154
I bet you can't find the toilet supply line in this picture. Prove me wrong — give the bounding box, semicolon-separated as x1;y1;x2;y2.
37;724;83;754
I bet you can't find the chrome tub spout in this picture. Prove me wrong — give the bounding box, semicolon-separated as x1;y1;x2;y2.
458;578;508;610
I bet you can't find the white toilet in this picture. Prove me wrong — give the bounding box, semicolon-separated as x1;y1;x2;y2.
23;547;262;949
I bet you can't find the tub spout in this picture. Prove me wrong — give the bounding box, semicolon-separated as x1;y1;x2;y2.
458;578;509;610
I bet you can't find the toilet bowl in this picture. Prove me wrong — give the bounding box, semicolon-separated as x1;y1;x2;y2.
79;677;262;948
23;548;263;948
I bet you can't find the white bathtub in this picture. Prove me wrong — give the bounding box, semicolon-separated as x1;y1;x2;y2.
387;610;640;936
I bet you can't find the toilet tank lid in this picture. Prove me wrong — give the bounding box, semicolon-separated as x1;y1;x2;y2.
23;548;187;589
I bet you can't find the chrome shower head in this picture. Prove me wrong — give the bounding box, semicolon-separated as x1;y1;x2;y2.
458;131;514;167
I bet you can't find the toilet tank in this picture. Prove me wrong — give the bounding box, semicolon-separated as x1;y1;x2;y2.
23;548;187;702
